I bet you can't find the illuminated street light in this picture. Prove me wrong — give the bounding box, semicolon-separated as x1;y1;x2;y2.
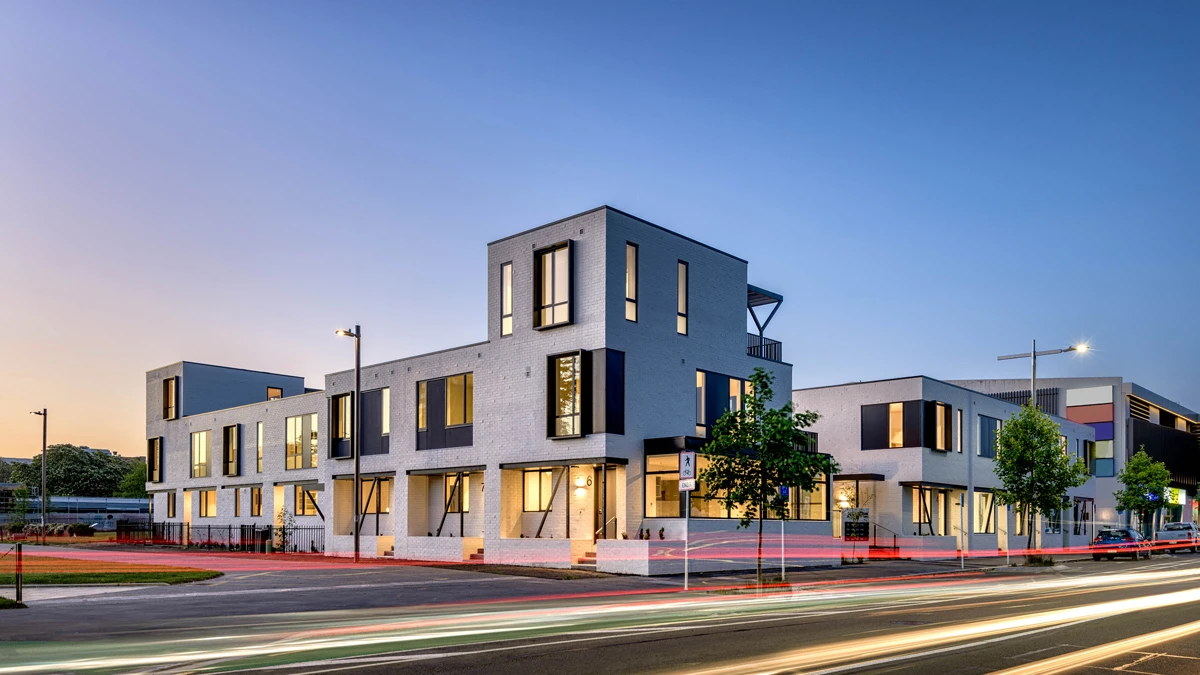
335;325;361;562
997;341;1090;409
29;409;47;546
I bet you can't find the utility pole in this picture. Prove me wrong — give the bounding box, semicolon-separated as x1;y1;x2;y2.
29;409;47;546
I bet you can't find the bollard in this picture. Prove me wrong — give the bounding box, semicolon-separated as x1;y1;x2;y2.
14;543;22;604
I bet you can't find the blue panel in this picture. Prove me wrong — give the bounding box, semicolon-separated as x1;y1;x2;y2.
1088;421;1114;441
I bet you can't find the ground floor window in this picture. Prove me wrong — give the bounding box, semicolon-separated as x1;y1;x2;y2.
443;475;467;513
198;489;216;518
686;455;827;520
523;469;554;512
974;491;996;534
250;487;262;517
167;491;176;518
1044;509;1062;534
645;455;681;518
295;485;318;516
359;478;393;514
234;489;241;517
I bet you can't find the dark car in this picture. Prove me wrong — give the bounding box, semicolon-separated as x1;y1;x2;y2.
1092;528;1151;560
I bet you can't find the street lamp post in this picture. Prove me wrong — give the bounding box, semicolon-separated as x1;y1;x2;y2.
997;340;1089;409
335;325;361;563
29;409;47;546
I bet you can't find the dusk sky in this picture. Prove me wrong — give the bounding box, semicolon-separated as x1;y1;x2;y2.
1;2;1197;458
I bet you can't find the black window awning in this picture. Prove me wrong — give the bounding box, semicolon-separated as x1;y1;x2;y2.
334;470;398;480
499;457;628;470
405;465;486;476
644;436;708;454
834;473;886;482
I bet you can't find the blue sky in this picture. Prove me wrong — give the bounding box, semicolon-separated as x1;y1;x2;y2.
1;2;1197;456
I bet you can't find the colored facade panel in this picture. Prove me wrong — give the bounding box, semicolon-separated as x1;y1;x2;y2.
1065;386;1113;407
1088;421;1114;441
1065;403;1114;424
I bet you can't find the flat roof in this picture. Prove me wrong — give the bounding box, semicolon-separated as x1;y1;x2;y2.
487;205;749;264
147;360;306;380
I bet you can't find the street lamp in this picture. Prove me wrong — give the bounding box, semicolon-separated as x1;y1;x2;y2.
335;325;361;563
29;409;46;546
997;340;1090;409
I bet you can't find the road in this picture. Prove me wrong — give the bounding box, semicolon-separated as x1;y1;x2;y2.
3;553;1200;675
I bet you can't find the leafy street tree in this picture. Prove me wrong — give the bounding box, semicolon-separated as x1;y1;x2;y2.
992;404;1089;562
10;486;32;527
698;367;838;586
9;444;135;497
115;462;149;499
1114;448;1171;536
0;458;11;483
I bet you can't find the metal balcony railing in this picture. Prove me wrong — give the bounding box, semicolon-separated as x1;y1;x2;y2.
747;333;783;362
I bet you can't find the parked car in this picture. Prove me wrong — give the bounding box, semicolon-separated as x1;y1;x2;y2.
1155;522;1200;553
1092;528;1151;560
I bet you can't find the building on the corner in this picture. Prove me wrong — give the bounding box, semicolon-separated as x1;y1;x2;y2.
144;206;829;573
792;376;1097;560
948;377;1199;528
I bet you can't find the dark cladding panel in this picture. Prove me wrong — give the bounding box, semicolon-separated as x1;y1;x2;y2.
1131;417;1198;491
426;378;447;450
861;403;889;450
590;349;625;435
903;400;922;449
360;389;383;456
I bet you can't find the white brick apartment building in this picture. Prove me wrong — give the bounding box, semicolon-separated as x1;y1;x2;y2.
145;206;829;574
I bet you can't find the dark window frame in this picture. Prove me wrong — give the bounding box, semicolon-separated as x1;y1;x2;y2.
500;261;514;337
532;240;575;330
676;260;689;335
522;469;554;512
167;491;176;518
256;421;263;473
250;486;263;517
190;430;210;478
162;377;177;420
625;242;638;322
547;351;585;439
267;386;283;401
147;437;163;483
979;415;1002;459
222;424;241;477
444;373;474;428
295;485;318;517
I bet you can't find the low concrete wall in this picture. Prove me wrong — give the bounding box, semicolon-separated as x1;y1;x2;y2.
607;519;838;574
490;538;592;568
968;533;1000;556
897;535;959;560
400;536;468;562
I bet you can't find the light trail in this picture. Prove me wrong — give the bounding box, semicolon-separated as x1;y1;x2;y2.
988;618;1200;675
4;566;1200;674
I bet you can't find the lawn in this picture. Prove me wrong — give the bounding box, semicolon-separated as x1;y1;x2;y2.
0;596;26;609
0;554;221;585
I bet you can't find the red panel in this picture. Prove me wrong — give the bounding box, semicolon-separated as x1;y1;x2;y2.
1066;403;1114;424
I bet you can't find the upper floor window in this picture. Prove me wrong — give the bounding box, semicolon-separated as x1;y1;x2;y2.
360;388;391;456
534;242;573;329
147;437;163;483
979;415;1002;459
222;424;240;477
549;353;582;438
190;430;210;478
162;378;177;420
889;402;904;447
286;414;318;469
256;422;263;473
417;374;474;450
333;394;353;442
267;386;282;401
676;261;689;335
500;262;514;336
695;370;751;438
861;402;922;450
625;243;638;322
928;402;952;451
956;409;964;453
381;387;390;435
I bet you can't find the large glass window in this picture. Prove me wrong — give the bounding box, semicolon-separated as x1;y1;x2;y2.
190;431;210;478
501;262;513;336
889;402;904;448
676;261;688;335
979;415;1001;459
535;243;571;328
444;474;469;513
645;454;681;518
250;487;262;517
256;422;263;473
198;489;216;518
625;243;638;322
695;370;751;438
551;354;581;437
162;378;176;420
934;403;948;450
333;394;353;442
446;374;473;426
974;491;996;534
286;415;318;470
361;478;393;514
689;456;826;520
523;469;554;511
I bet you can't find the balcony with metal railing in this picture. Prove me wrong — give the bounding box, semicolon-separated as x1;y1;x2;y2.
747;284;784;362
747;333;783;362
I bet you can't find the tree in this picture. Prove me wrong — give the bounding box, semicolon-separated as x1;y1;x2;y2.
10;486;32;527
992;404;1089;563
0;458;11;483
9;445;131;497
698;367;838;586
1114;448;1171;536
115;462;149;499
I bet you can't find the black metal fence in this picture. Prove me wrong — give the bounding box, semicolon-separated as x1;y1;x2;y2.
116;521;324;553
747;333;783;362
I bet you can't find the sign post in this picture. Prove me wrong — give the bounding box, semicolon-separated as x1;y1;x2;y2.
680;451;696;591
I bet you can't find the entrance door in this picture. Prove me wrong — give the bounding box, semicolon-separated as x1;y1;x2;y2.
593;466;617;540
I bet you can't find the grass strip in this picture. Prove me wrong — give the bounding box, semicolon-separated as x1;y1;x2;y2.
0;596;27;609
0;570;221;585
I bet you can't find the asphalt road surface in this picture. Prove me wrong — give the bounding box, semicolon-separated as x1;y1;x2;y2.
3;553;1200;675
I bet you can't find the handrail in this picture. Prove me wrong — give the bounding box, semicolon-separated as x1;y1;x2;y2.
872;522;901;549
596;516;618;537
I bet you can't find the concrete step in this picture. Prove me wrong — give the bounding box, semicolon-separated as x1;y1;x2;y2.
383;550;393;557
572;562;597;571
476;548;485;554
469;553;485;561
582;551;596;559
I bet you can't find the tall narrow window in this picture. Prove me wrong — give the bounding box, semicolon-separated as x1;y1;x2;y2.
445;474;469;513
956;409;963;453
534;242;572;328
417;381;428;431
234;488;241;517
250;487;262;517
888;403;904;448
267;386;282;401
167;491;176;518
381;387;390;435
695;371;707;436
446;373;474;426
625;243;638;322
308;413;318;469
676;261;688;335
500;262;513;336
147;437;163;483
199;489;216;518
550;354;581;437
190;431;210;478
223;424;240;476
361;478;393;514
256;422;263;472
162;378;177;420
979;415;1001;459
334;394;353;442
